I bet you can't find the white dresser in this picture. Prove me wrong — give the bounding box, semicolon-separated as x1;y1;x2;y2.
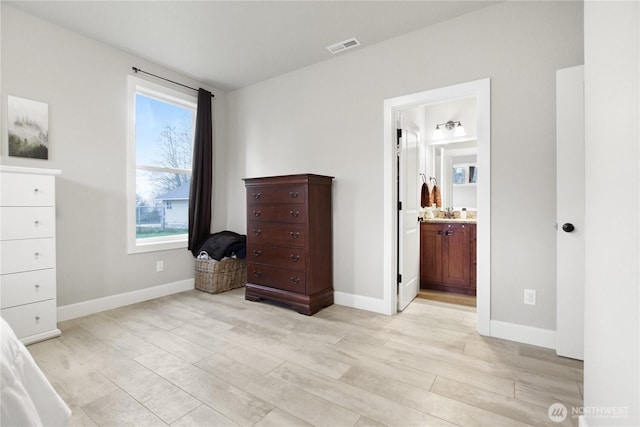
1;166;61;344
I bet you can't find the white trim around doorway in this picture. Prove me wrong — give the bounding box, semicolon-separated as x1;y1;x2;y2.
382;78;491;336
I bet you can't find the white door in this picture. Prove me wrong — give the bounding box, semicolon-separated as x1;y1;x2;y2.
556;65;585;360
398;128;420;311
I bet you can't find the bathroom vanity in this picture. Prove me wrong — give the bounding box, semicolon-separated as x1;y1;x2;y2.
420;219;476;295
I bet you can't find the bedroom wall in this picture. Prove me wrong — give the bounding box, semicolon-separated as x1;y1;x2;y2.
584;1;639;425
0;5;226;307
225;1;583;330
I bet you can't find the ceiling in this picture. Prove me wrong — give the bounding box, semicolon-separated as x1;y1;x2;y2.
7;1;498;92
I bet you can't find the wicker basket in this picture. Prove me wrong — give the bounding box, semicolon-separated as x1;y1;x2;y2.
195;257;247;294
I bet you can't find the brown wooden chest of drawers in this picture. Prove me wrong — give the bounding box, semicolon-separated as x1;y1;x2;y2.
243;174;334;315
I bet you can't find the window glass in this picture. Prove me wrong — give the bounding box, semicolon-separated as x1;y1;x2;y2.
128;77;196;253
452;166;466;185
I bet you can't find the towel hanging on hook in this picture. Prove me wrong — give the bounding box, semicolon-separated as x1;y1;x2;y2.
420;178;430;207
430;178;441;208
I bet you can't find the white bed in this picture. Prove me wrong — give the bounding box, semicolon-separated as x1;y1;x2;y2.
1;317;71;426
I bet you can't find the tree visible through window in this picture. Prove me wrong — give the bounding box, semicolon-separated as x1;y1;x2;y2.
134;92;195;241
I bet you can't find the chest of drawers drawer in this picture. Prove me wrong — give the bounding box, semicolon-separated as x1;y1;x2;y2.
1;269;56;309
247;205;307;224
247;222;306;247
1;172;55;206
248;244;306;270
247;262;306;293
1;207;55;240
0;299;57;340
247;185;306;205
0;238;56;274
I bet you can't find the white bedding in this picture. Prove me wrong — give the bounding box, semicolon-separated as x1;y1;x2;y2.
1;317;71;426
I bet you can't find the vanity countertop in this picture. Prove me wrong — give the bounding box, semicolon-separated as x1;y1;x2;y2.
421;218;477;224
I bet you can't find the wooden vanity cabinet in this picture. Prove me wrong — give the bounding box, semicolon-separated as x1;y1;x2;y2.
420;222;476;295
243;174;334;315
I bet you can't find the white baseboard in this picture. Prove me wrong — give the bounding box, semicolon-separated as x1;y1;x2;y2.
57;279;194;321
490;319;556;349
21;329;61;346
334;291;391;315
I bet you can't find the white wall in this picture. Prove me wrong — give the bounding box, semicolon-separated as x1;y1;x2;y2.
225;1;583;330
0;5;226;306
584;1;639;425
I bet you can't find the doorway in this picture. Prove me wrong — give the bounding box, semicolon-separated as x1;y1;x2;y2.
383;79;491;335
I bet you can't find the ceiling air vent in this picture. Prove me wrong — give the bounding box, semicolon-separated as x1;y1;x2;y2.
326;37;361;55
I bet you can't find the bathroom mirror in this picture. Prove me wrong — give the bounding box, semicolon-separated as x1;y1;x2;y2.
434;142;478;209
422;96;478;210
396;95;478;211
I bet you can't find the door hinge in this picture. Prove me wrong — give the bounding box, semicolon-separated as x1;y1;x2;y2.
397;201;402;211
397;129;402;139
397;273;402;283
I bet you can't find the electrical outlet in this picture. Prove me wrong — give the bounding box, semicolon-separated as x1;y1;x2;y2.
524;289;536;305
156;260;164;272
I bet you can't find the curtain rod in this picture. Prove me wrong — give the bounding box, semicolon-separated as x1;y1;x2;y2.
132;67;215;98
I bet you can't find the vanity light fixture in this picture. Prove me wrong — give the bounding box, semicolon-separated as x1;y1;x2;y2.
433;120;466;140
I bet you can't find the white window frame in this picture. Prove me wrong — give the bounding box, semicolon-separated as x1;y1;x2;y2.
126;75;197;254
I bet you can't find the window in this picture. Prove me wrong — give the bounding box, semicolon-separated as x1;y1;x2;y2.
452;166;466;185
127;76;196;253
452;162;477;186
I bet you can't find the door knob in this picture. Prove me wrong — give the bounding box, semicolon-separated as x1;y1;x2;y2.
562;223;575;233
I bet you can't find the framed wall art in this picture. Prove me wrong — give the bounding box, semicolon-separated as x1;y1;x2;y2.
7;95;49;160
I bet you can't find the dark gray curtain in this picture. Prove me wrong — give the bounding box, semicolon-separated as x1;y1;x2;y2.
188;88;213;256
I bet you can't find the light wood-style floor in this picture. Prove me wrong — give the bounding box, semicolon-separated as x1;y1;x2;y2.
417;290;476;307
27;288;583;426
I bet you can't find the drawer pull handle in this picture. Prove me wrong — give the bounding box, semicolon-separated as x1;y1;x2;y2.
290;254;300;262
252;192;261;199
253;210;261;217
289;210;300;218
35;284;40;289
34;188;40;194
253;229;262;236
252;270;262;277
35;316;40;321
34;252;40;258
289;231;300;239
290;277;300;285
252;249;262;256
289;191;299;198
34;220;40;226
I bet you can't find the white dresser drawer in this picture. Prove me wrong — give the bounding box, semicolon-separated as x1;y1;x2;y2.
1;207;55;240
0;238;55;274
1;299;57;340
1;269;56;309
0;172;55;206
